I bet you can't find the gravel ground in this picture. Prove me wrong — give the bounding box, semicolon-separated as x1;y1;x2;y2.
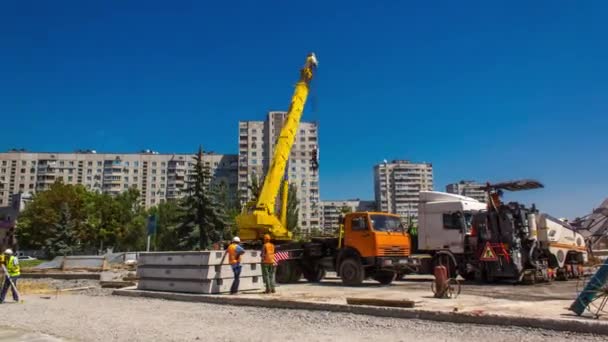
0;294;604;342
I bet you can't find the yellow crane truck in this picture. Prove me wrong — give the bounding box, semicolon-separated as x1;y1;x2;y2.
235;53;418;285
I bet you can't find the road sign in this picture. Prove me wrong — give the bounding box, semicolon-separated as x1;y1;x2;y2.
480;242;498;261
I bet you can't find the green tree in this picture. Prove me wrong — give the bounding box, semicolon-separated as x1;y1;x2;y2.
17;181;91;252
151;200;181;251
215;180;240;239
340;206;353;214
174;147;229;250
248;173;264;202
286;183;300;234
44;203;78;257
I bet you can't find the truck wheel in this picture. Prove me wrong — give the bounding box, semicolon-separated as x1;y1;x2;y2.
276;261;302;284
339;258;364;286
373;271;396;285
303;266;326;282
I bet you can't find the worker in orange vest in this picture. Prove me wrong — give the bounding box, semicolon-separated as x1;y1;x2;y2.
227;236;245;295
261;234;276;294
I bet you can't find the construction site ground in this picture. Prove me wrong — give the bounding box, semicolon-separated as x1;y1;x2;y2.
0;275;606;341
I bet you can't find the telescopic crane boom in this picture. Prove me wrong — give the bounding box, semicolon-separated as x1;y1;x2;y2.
236;53;318;242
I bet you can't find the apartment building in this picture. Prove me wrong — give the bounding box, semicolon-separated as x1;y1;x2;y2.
238;111;320;233
320;199;376;233
0;150;238;208
446;180;487;203
374;160;433;221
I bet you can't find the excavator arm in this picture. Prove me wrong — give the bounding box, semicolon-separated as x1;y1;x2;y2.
236;53;318;242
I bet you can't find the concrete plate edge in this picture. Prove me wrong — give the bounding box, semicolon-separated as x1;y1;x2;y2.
111;288;608;336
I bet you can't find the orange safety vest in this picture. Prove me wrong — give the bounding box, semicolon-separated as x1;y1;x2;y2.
227;244;241;265
262;242;275;265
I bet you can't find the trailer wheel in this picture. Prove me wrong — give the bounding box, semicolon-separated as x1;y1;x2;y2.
303;266;326;283
339;258;364;286
373;271;396;285
276;261;302;284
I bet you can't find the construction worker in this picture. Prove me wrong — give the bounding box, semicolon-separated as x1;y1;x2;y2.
0;249;20;303
260;234;276;294
227;236;245;295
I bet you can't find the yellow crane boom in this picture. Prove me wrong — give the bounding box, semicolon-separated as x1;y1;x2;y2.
236;53;318;242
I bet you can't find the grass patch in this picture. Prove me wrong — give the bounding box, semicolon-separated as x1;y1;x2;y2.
20;259;46;269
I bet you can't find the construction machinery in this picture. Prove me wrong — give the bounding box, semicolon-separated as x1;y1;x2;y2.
235;53;418;285
416;180;588;283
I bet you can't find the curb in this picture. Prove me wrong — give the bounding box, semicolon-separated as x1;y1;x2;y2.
112;288;608;335
21;272;101;280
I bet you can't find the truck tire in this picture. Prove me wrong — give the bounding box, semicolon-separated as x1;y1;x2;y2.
373;271;396;285
276;261;302;284
339;258;364;286
303;266;326;283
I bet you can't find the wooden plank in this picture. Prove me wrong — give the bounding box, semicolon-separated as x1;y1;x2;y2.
100;281;136;289
346;297;415;308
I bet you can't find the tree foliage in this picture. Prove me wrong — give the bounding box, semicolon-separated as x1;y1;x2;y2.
173;147;230;250
286;183;300;234
17;181;147;256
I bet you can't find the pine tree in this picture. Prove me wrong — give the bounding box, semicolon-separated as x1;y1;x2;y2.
45;203;78;257
174;146;230;250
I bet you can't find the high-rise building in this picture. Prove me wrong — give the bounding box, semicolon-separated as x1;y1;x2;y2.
238;111;320;233
446;180;486;203
319;199;376;233
374;160;433;221
0;150;238;208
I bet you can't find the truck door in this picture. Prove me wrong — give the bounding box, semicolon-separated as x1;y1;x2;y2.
441;211;466;254
344;214;375;258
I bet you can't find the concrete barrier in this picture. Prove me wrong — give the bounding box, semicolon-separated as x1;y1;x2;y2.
136;251;263;294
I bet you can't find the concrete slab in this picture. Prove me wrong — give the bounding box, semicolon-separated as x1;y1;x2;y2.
137;263;261;280
138;250;260;266
137;275;262;294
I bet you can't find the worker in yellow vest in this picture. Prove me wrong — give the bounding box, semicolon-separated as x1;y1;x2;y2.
226;237;245;295
1;249;20;303
261;234;276;294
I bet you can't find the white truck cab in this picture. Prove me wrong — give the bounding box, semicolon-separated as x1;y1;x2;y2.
418;191;486;254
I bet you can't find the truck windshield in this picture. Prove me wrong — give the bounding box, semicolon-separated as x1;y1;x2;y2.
370;215;403;233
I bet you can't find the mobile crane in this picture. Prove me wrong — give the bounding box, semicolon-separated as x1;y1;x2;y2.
235;53;418;285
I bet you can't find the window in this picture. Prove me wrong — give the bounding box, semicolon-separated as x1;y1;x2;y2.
59;161;65;166
29;184;34;189
161;169;165;174
87;176;92;181
97;169;102;173
152;162;157;167
68;169;73;174
88;161;93;166
161;176;165;181
152;169;157;174
97;161;102;166
134;161;139;167
351;216;369;231
68;176;73;182
443;212;465;230
161;162;166;167
20;168;25;173
152;184;156;189
251;159;257;165
124;177;129;182
134;177;138;182
69;161;74;166
252;152;257;156
30;176;34;181
124;184;129;189
1;161;5;166
125;161;130;166
21;161;26;166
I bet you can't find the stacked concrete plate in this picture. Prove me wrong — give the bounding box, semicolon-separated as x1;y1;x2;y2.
137;251;263;294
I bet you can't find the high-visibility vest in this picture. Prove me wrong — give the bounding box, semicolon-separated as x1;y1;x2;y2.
262;242;275;264
227;244;241;265
6;256;20;277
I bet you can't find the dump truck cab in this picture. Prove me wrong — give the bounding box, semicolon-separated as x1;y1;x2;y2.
334;212;418;285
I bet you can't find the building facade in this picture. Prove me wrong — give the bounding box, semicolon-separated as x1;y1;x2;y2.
320;199;376;233
446;180;487;203
238;111;320;233
0;150;238;208
374;160;433;221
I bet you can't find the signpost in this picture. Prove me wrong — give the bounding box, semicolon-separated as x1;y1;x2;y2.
146;214;157;252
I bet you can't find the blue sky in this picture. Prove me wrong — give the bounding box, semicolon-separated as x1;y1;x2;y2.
1;1;607;218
